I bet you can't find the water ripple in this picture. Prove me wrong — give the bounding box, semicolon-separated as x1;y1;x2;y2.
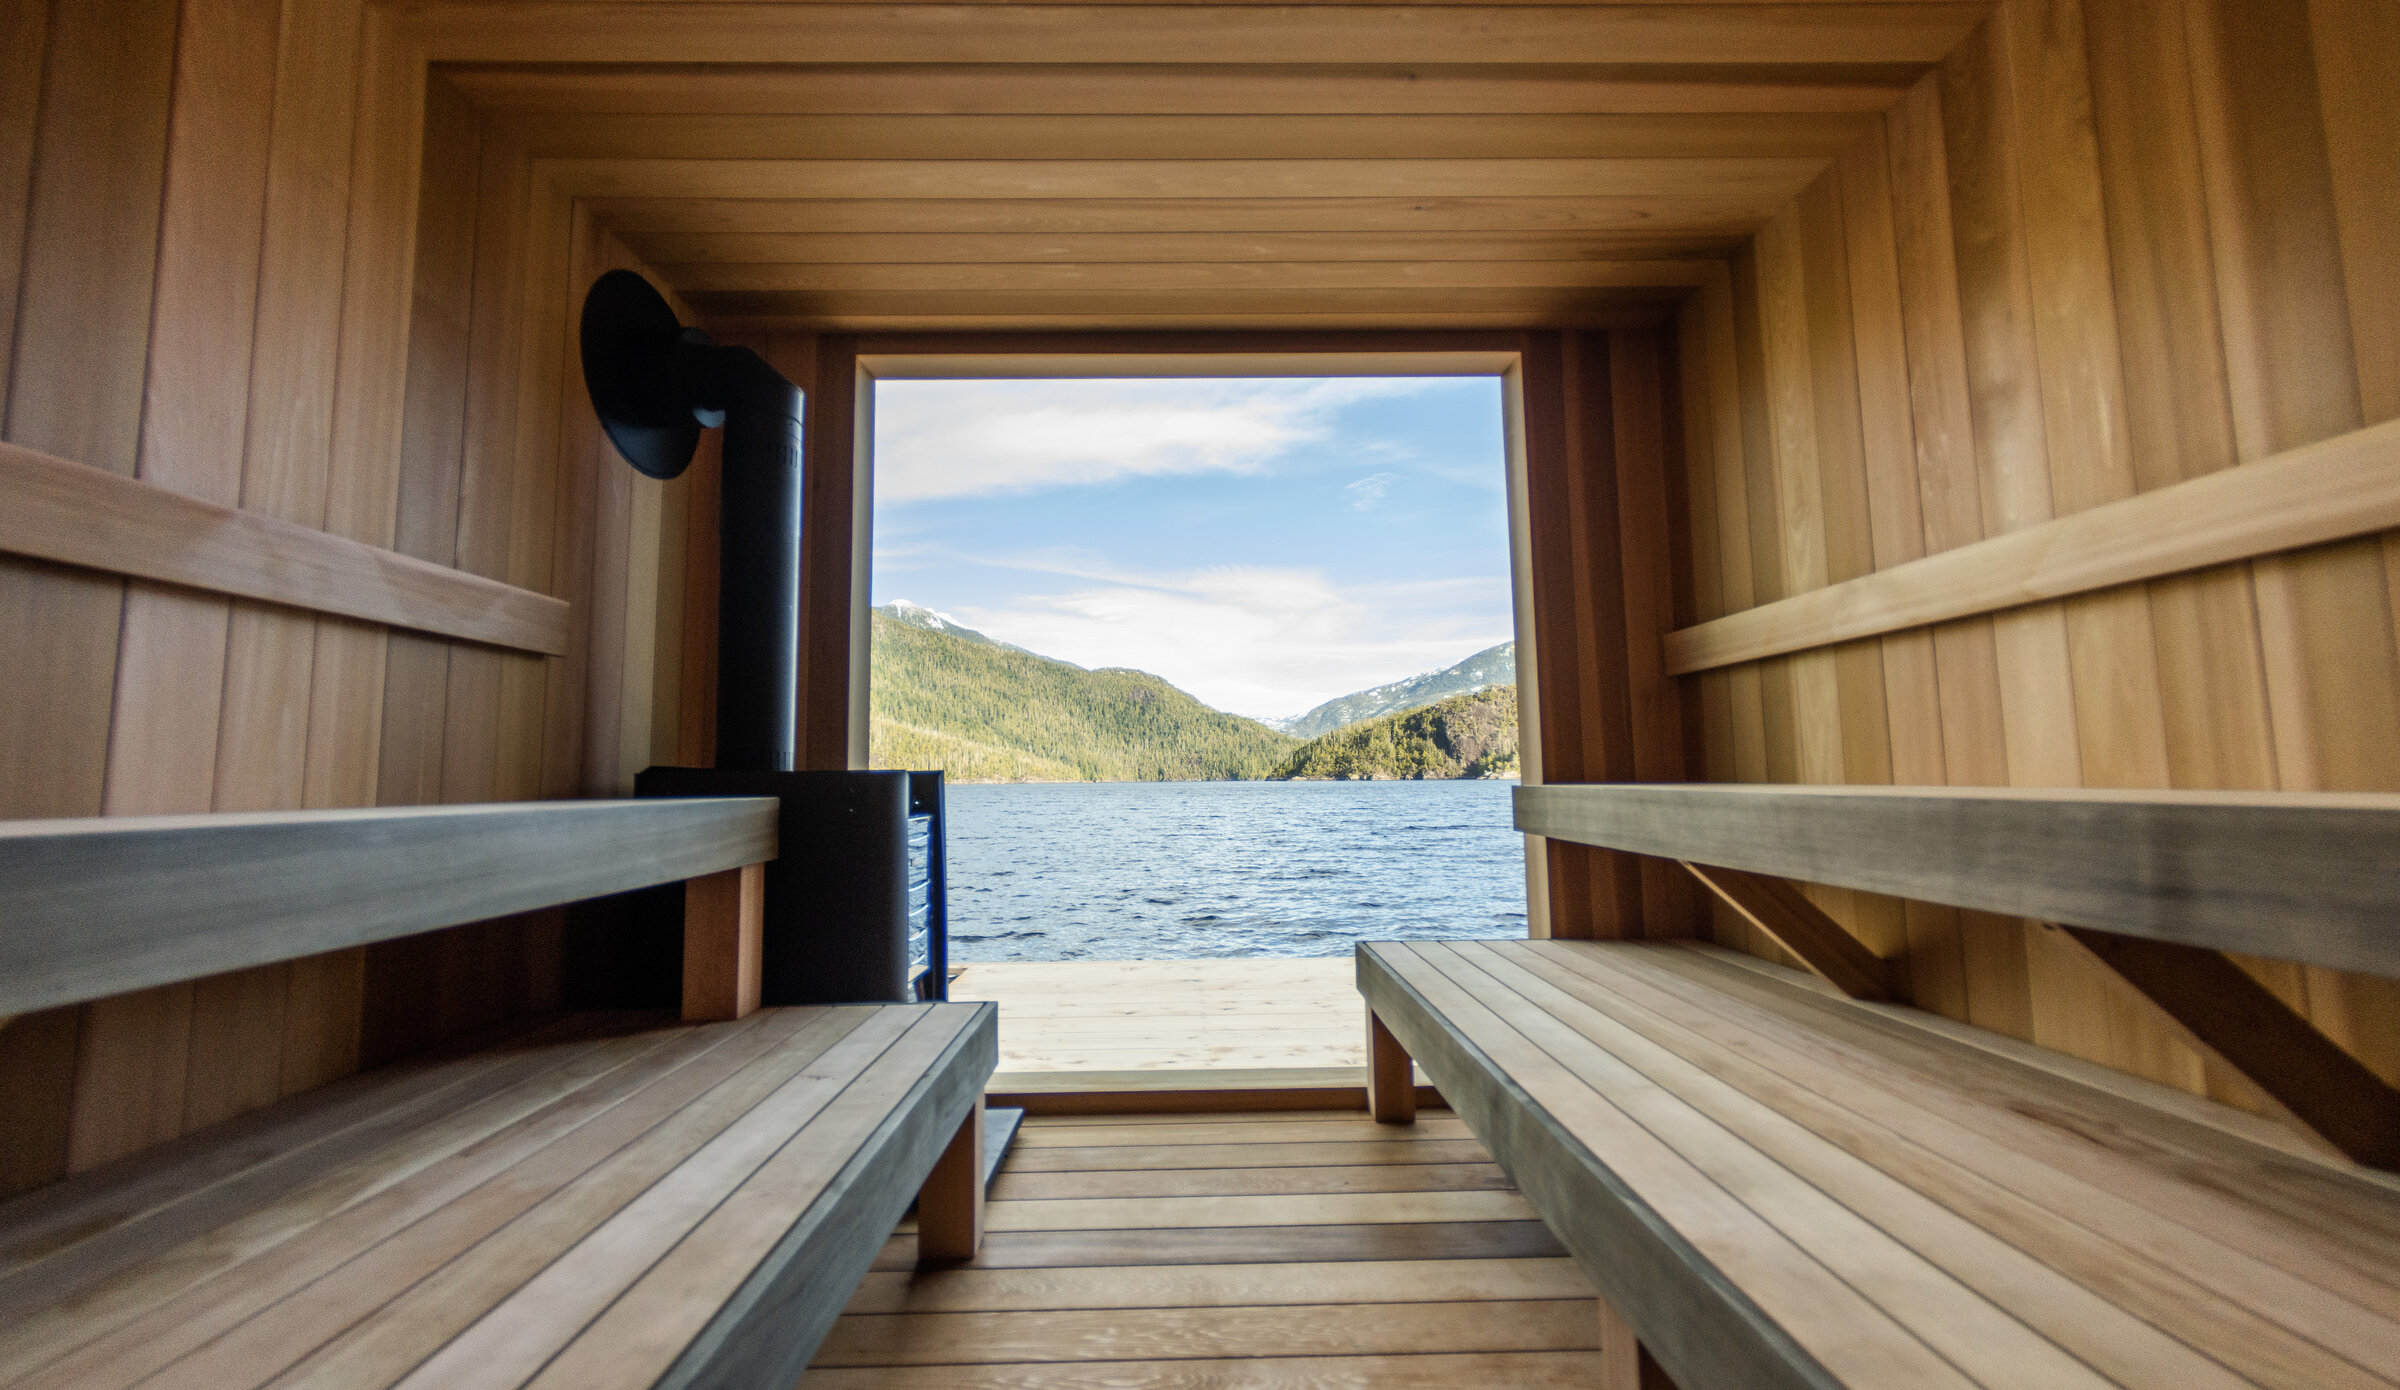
943;780;1528;961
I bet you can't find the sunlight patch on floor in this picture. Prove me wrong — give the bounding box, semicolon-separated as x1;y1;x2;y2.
947;958;1363;1072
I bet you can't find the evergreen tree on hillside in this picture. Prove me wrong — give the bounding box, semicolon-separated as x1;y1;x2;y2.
867;612;1296;781
1268;685;1519;781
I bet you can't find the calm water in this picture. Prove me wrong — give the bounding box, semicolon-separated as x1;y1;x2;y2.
941;779;1528;961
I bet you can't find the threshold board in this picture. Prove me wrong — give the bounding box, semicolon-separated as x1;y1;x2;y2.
990;1066;1444;1116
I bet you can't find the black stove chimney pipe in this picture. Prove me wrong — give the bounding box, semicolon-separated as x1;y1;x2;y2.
578;270;801;771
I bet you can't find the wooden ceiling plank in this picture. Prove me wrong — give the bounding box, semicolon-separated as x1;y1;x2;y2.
625;230;1747;263
583;195;1776;237
680;285;1691;318
441;62;1920;118
655;258;1719;292
538;155;1827;202
405;5;1988;69
703;307;1676;333
488;111;1880;161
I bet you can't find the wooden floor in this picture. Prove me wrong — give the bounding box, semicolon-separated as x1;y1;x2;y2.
809;1108;1605;1386
949;959;1363;1074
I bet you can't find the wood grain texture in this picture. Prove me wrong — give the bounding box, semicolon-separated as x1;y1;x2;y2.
916;1098;986;1261
1367;1011;1417;1124
1520;782;2400;978
1681;862;1892;1001
2060;927;2400;1168
0;442;570;654
818;1105;1596;1383
1363;938;2400;1390
0;1003;997;1390
1664;415;2400;673
682;862;766;1023
0;797;779;1016
405;4;1986;67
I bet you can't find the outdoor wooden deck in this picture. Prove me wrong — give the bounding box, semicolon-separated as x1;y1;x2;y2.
949;958;1365;1076
811;1108;1608;1386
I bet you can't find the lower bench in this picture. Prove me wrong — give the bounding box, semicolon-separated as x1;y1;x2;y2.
0;1001;996;1390
1360;938;2400;1390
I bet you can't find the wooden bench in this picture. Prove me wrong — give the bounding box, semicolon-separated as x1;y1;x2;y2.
0;799;997;1390
1362;938;2400;1390
1360;782;2400;1389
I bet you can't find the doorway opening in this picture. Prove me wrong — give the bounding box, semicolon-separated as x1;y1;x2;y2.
855;352;1538;1082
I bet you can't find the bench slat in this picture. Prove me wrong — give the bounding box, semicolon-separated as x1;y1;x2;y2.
1441;943;2228;1390
1515;782;2400;977
564;1007;995;1390
0;1015;659;1355
0;1003;995;1390
10;1010;841;1390
1362;940;2400;1390
1475;942;2384;1389
1635;946;2400;1282
0;798;780;1016
1391;942;2018;1389
1363;942;1905;1390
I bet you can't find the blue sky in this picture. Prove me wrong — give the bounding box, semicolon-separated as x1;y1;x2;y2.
869;376;1515;722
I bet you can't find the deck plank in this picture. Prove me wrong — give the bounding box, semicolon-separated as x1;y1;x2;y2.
814;1298;1601;1366
989;1160;1512;1200
841;1257;1590;1315
823;1108;1594;1382
803;1350;1613;1388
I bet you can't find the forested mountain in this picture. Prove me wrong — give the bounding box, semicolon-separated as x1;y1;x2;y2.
1269;684;1519;781
868;606;1296;781
1273;641;1516;739
878;599;1033;654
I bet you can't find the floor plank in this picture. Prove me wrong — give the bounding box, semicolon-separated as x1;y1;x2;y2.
815;1299;1601;1365
841;1257;1590;1315
1011;1117;1470;1150
989;1161;1512;1201
803;1350;1612;1388
986;1190;1536;1232
818;1109;1593;1385
1001;1138;1495;1173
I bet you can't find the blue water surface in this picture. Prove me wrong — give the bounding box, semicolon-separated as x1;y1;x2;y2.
941;779;1529;961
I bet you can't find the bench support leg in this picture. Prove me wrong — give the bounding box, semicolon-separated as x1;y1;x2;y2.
1367;1010;1416;1124
1597;1292;1678;1389
682;863;765;1023
917;1098;985;1262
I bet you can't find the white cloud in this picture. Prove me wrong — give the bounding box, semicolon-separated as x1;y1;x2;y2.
873;377;1435;502
1343;472;1395;511
941;557;1512;720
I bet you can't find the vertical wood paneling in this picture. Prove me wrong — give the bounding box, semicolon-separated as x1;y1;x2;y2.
380;78;484;811
0;0;173;827
0;5;601;1196
1675;0;2400;1114
1609;327;1699;939
0;2;130;1187
123;0;299;1141
0;0;48;426
8;0;202;1178
803;333;865;771
225;9;371;1122
303;9;426;818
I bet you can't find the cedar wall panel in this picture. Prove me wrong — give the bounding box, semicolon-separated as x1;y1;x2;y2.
0;19;621;1195
1672;0;2400;1112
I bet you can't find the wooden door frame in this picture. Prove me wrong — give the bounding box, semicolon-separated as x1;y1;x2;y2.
799;329;1569;934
